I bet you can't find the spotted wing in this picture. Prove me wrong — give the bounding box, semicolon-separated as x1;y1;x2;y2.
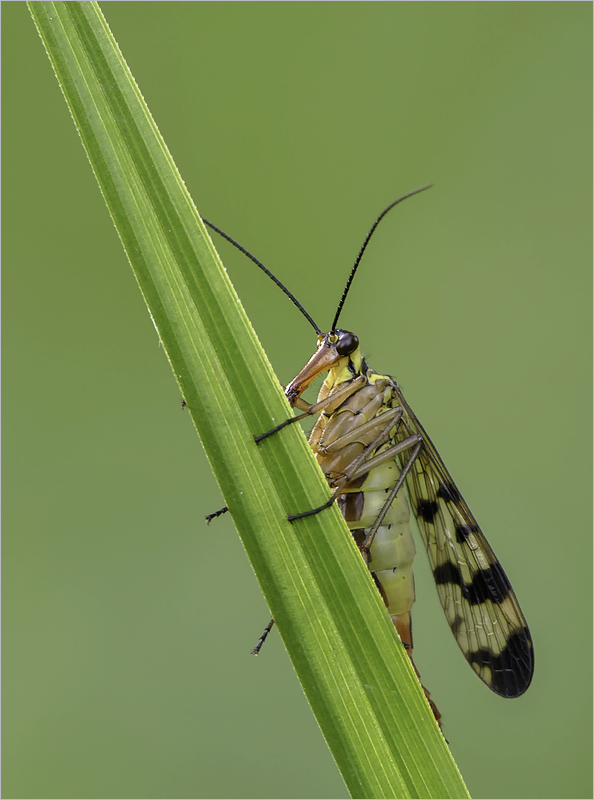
392;385;534;697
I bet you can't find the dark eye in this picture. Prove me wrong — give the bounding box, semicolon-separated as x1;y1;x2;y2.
336;331;359;356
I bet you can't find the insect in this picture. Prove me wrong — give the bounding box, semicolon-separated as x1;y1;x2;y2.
203;186;534;723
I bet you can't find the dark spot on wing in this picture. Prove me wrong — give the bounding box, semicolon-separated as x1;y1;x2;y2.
437;482;460;503
479;562;513;604
433;561;463;589
455;523;479;543
450;615;465;638
433;561;512;605
467;627;534;697
417;499;439;523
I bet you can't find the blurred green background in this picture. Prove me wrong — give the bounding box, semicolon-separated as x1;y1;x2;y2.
3;3;591;798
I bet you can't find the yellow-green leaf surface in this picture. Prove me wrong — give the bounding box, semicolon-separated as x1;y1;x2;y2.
29;3;469;797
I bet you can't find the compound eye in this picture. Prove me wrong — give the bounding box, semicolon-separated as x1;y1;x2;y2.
336;331;359;356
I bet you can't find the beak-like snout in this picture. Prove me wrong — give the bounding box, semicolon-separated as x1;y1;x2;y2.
285;339;341;405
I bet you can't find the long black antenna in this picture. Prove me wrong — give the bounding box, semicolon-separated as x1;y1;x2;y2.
202;218;321;334
331;184;432;332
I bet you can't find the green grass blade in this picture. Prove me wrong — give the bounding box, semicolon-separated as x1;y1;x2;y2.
28;3;470;797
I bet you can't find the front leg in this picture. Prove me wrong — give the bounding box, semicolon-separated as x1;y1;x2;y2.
254;376;367;443
288;411;406;523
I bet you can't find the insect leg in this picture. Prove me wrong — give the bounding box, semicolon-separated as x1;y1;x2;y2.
205;506;228;524
316;407;404;456
255;377;367;443
207;384;367;520
362;437;423;551
251;618;275;655
207;383;367;519
254;410;314;443
288;412;406;522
